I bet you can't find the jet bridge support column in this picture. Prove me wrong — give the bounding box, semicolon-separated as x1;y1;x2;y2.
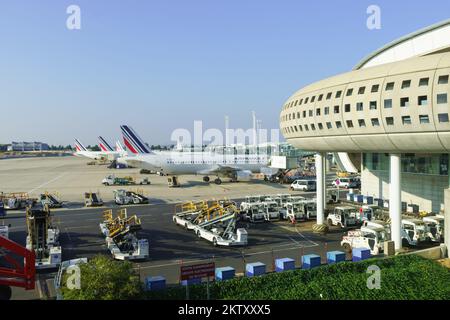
315;152;325;226
389;153;402;250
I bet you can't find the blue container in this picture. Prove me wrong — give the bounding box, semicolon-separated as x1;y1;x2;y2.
302;254;321;269
145;276;166;291
215;267;235;281
246;262;266;277
275;258;295;272
346;193;354;201
355;195;364;203
352;248;371;262
181;278;202;286
326;251;346;264
363;196;373;205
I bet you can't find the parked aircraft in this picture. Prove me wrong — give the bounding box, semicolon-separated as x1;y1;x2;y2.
118;125;272;184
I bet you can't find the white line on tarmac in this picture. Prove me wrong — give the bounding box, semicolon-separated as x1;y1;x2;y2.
27;172;68;194
137;243;318;270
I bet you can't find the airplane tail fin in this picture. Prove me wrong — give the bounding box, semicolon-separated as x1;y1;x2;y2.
120;125;152;155
116;140;125;152
98;136;114;152
75;139;88;152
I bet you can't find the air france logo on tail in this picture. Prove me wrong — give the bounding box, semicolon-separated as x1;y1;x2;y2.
75;139;87;152
98;136;114;152
120;125;151;154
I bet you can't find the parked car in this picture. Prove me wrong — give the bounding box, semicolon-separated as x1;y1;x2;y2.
290;179;316;191
332;177;360;189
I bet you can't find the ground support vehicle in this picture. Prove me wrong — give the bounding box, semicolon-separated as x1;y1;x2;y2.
193;211;247;246
40;192;63;208
102;175;136;186
327;206;359;228
25;205;62;269
240;202;265;223
1;193;35;210
114;189;149;205
423;215;444;242
84;192;103;207
401;218;427;246
341;225;387;255
263;201;281;221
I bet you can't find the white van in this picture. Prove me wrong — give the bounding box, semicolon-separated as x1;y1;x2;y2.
290;180;316;191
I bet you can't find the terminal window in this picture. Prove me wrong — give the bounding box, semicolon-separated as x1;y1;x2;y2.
344;104;351;112
385;82;395;91
324;106;330;115
437;93;448;104
386;117;394;125
371;84;380;93
419;115;430;124
384;99;393;108
401;80;411;89
438;113;449;123
316;108;321;116
358;119;366;127
346;88;353;96
418;95;428;106
318;123;324;130
334;105;340;113
419;78;429;87
371;118;380;126
303;110;306;117
309;110;313;117
438;75;449;84
335;91;342;98
335;121;342;128
346;120;354;128
326;92;332;100
318;94;323;101
369;101;377;110
305;97;309;104
356;102;363;111
358;87;366;94
326;122;332;129
402;116;412;125
311;96;316;102
311;124;316;130
400;97;410;107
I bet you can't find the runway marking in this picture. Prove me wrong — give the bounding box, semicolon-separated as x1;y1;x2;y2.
27;172;68;194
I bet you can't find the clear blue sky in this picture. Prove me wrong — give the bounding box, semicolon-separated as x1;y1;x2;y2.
0;0;449;146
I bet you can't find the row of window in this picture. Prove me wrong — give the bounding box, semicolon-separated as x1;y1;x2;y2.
281;93;448;122
282;75;449;110
282;113;450;134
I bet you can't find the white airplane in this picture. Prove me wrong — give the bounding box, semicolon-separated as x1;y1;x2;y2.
74;137;126;161
118;125;271;184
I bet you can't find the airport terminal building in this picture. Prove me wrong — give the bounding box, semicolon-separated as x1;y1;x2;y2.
279;19;450;249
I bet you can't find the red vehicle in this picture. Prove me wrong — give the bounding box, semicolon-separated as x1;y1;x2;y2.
0;235;36;300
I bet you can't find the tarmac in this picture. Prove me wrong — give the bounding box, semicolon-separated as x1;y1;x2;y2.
0;156;346;300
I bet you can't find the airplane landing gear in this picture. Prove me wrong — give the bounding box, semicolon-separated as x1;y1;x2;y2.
203;176;210;182
214;178;222;185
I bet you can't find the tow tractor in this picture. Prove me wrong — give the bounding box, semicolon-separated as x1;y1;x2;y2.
84;192;104;207
402;218;427;246
241;202;265;223
102;175;136;186
327;206;358;228
40;192;63;208
193;209;247;246
341;224;388;255
113;189;149;205
263;201;281;221
423;215;444;242
25;204;62;269
239;196;263;212
99;209;149;260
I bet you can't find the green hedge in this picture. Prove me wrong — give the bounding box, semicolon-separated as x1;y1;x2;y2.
145;255;450;300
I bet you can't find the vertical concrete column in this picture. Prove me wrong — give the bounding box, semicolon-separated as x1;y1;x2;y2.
444;189;450;257
316;152;326;225
389;153;402;250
